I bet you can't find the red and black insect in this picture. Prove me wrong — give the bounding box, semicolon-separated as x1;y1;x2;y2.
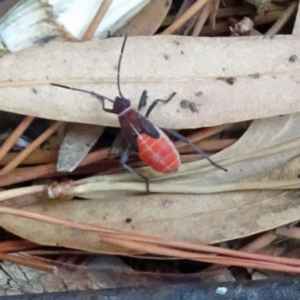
51;35;227;192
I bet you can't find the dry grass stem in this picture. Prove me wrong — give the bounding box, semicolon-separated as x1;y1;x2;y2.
178;138;236;154
0;164;57;188
0;121;63;176
78;148;109;167
162;0;208;34
240;231;278;253
0;252;53;272
174;124;231;149
254;10;287;26
175;0;195;19
265;1;298;35
0;148;109;187
205;231;278;271
0;240;39;253
276;227;300;240
81;0;114;41
0;150;58;166
0;116;35;162
192;2;212;36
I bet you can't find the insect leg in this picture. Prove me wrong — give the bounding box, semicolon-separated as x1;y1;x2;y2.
138;90;148;111
120;146;150;193
145;92;177;119
162;128;228;172
50;83;114;113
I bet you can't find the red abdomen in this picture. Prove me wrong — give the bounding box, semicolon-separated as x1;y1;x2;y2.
137;128;180;173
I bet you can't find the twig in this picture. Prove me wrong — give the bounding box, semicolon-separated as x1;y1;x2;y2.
0;148;109;187
0;121;63;176
0;252;53;272
240;231;278;253
78;148;109;167
81;0;114;41
204;231;278;272
161;0;208;34
178;138;236;154
0;240;39;253
192;2;212;36
100;236;300;274
276;227;300;239
0;164;57;187
0;116;35;162
265;2;298;36
175;0;195;20
254;10;287;26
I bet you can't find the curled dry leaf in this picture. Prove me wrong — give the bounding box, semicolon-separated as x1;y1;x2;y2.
0;36;300;129
1;114;300;253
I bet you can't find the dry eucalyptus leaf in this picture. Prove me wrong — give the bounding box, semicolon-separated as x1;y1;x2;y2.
0;36;300;129
0;190;299;254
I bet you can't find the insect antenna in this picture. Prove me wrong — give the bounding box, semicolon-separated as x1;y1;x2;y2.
50;83;114;103
117;34;128;98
